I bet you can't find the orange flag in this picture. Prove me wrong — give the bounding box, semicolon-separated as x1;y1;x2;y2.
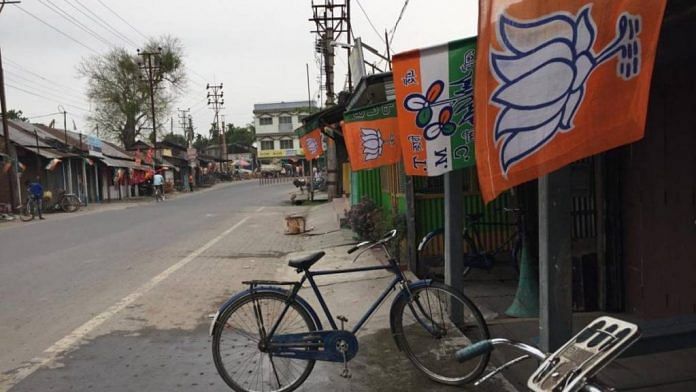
343;101;401;171
300;128;324;161
475;0;667;202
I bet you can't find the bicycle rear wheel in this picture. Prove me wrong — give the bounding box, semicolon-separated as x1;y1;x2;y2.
392;281;489;385
212;291;317;392
19;200;34;222
418;229;472;278
60;195;80;212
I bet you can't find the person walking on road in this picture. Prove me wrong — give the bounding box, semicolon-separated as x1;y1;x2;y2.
188;174;194;192
26;177;45;220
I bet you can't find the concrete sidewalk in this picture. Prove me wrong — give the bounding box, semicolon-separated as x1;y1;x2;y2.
277;199;514;392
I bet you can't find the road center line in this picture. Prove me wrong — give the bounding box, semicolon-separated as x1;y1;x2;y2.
1;216;251;390
256;206;265;212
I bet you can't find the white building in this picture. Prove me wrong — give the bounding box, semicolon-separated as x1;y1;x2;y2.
253;100;317;165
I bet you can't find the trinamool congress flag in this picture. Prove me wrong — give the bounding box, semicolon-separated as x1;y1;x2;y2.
299;128;324;160
475;0;667;202
393;38;477;176
343;101;401;171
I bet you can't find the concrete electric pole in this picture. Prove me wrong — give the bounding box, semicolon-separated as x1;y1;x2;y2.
206;83;224;172
137;48;162;169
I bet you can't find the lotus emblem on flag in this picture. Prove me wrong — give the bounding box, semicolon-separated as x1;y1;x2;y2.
361;128;384;161
490;5;643;174
306;138;319;155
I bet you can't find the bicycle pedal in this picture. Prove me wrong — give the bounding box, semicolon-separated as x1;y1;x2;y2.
340;368;352;379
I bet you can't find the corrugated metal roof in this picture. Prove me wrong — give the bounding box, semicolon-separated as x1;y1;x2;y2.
1;120;73;159
253;101;317;114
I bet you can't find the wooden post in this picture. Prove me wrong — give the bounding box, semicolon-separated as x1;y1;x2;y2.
538;166;573;352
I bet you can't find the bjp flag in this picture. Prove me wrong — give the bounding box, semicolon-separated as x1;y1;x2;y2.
393;37;477;176
475;0;667;202
343;101;401;171
300;128;324;160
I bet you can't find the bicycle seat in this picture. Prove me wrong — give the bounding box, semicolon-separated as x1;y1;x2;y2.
288;251;325;270
466;213;484;222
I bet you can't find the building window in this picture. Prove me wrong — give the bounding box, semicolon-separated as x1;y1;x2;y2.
259;117;272;125
261;140;274;150
279;116;292;124
280;139;293;149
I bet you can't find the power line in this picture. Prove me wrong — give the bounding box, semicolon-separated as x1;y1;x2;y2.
37;0;116;48
3;58;85;96
4;75;88;108
15;6;98;54
354;0;386;45
66;0;140;48
4;69;86;103
95;0;149;41
388;0;410;46
26;111;64;119
5;83;89;113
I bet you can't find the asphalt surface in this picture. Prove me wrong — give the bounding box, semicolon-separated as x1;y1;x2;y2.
0;181;511;392
0;181;297;390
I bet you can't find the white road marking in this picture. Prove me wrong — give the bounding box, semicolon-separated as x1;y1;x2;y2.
256;206;265;212
0;217;251;390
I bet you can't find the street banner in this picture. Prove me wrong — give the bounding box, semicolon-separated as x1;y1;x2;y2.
393;37;477;176
299;128;324;161
46;158;61;171
343;101;401;171
145;148;154;165
135;149;142;166
475;0;667;202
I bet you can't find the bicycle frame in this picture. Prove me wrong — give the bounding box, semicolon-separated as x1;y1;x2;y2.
262;258;408;340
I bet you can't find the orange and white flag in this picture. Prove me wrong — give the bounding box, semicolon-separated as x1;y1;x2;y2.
300;128;324;161
475;0;667;202
343;101;401;171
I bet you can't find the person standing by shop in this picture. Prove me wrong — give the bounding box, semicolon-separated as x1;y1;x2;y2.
153;171;164;200
26;177;45;220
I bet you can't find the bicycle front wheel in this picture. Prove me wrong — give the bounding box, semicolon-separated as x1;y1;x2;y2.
392;281;489;385
19;201;34;222
212;291;317;392
418;229;472;278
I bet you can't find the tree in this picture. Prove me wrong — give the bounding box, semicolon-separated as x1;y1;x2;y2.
6;109;28;121
80;35;186;148
162;133;187;147
225;123;255;146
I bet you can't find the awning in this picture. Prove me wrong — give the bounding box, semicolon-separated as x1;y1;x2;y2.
99;156;152;171
295;104;347;137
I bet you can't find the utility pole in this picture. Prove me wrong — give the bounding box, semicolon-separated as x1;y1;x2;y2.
309;0;350;105
137;48;162;169
58;105;73;194
206;83;224;172
310;0;350;200
187;115;194;147
177;108;190;136
0;0;20;211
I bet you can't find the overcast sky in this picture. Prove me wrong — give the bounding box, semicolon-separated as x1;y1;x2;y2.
0;0;477;142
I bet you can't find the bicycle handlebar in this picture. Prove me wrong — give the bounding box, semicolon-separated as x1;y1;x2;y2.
346;230;398;255
455;341;494;362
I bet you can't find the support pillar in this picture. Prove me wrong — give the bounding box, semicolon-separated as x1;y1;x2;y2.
538;166;573;352
444;170;464;291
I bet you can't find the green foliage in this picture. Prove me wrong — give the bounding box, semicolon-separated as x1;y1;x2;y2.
6;109;28;121
162;133;188;147
79;35;186;148
345;196;382;241
225;123;255;146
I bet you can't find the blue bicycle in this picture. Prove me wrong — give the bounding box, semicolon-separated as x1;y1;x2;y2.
210;230;490;392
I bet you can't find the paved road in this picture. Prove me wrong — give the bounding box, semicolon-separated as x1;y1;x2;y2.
0;181;299;390
0;181;510;392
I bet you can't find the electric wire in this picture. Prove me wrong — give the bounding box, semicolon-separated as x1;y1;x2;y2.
354;0;387;45
3;58;86;96
4;69;87;104
37;0;116;48
66;0;140;48
5;76;88;109
5;83;90;113
95;0;149;41
14;6;99;54
388;0;410;46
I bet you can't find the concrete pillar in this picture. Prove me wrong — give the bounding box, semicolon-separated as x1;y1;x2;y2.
445;170;465;321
